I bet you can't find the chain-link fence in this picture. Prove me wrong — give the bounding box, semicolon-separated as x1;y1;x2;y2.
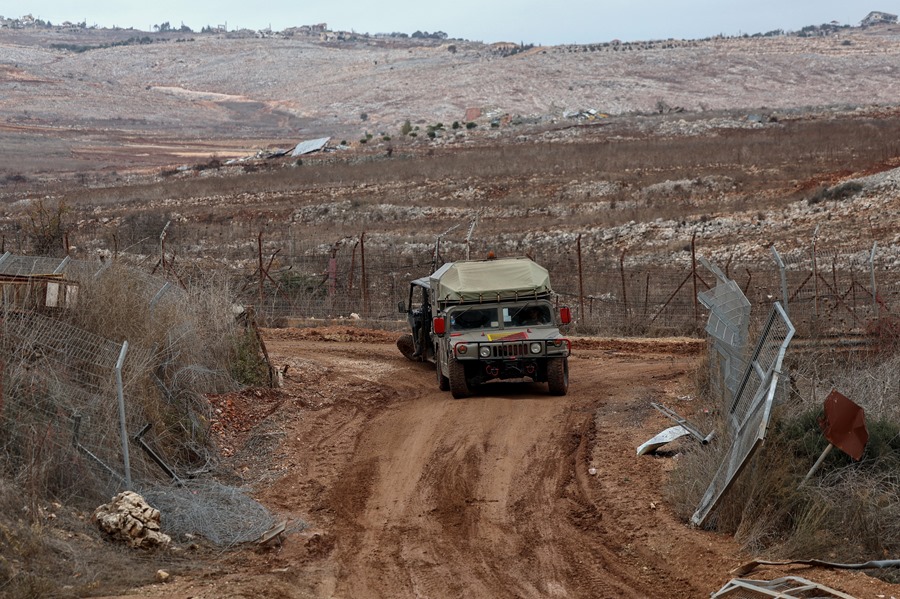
692;302;795;526
1;255;275;545
236;235;896;340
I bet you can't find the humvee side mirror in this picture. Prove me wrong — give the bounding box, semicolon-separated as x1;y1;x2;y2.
559;306;572;325
433;316;446;335
398;300;406;313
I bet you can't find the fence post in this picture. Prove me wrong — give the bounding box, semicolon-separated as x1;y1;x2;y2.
691;233;699;328
576;235;585;322
115;341;132;490
643;272;650;317
360;232;369;317
257;232;265;308
328;248;337;316
348;240;359;291
159;221;170;275
868;241;879;318
465;216;478;261
771;246;789;317
812;225;820;319
619;248;628;322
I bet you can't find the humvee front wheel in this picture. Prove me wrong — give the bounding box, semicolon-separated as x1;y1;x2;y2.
547;357;569;396
448;358;470;399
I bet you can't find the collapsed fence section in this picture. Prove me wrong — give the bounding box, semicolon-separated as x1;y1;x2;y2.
692;302;795;526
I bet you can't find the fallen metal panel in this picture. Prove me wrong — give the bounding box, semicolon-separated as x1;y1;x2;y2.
712;576;857;598
651;401;714;444
728;303;794;430
637;425;692;455
290;136;330;157
692;303;794;526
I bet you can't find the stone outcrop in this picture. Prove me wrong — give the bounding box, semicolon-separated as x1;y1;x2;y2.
93;491;171;549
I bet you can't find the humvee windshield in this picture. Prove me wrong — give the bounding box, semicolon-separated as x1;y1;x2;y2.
449;303;553;332
507;304;551;327
449;307;499;331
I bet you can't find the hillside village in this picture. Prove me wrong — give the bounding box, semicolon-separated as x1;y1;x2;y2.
1;9;897;42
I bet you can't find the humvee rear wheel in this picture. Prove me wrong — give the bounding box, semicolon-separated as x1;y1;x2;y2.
436;351;450;391
547;357;569;396
448;358;470;399
397;334;416;361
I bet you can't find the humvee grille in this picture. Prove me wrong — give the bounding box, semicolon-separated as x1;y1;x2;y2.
489;342;528;358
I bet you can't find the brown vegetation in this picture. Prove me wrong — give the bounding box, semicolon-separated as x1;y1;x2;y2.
0;20;899;599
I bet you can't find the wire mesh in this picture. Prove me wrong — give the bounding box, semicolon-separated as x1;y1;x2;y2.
1;257;274;546
141;480;278;546
692;303;795;526
0;309;149;500
699;260;752;408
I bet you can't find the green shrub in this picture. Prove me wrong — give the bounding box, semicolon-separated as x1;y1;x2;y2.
230;329;269;386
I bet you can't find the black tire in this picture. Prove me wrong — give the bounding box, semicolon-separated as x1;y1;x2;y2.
436;351;450;391
547;357;569;396
397;334;416;361
448;358;470;399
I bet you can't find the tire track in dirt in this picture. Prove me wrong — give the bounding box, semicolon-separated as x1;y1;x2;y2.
322;381;651;598
114;331;900;598
254;336;739;598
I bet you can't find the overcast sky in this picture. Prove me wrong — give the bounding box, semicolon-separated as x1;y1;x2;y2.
12;1;899;45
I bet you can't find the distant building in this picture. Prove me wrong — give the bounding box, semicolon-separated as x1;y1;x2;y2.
861;11;898;26
490;42;519;53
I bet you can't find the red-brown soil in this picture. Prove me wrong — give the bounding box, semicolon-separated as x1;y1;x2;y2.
100;326;899;598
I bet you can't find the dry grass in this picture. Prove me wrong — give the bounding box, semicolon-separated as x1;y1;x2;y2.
669;347;900;567
0;262;262;596
0;479;174;598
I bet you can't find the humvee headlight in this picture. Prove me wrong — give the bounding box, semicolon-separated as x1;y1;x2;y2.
457;344;468;355
530;342;543;354
479;346;491;358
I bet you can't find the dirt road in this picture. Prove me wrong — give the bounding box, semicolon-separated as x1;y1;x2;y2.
120;327;895;598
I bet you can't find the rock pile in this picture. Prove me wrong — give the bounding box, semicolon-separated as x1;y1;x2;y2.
93;491;171;549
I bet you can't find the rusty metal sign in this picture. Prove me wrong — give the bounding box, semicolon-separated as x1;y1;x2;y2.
819;389;868;461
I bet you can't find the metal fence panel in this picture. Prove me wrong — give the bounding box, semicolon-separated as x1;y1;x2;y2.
692;303;795;526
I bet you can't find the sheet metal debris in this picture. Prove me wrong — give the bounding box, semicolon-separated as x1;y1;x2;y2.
637;425;692;456
291;136;330;157
637;403;715;455
711;576;856;598
652;402;714;443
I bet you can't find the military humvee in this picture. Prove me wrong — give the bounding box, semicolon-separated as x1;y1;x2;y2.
398;257;571;398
